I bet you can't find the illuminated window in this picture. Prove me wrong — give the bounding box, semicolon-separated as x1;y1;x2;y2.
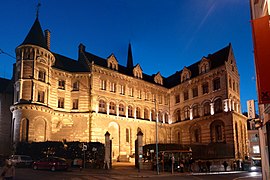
253;145;260;154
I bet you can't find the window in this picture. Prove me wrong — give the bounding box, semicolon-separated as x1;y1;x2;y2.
99;100;106;113
175;94;180;104
202;83;209;94
37;91;45;103
165;113;169;123
229;78;232;88
144;109;149;120
213;78;221;91
175;109;181;122
194;129;200;143
136;107;141;119
184;91;189;101
184;107;190;120
158;112;163;122
72;81;79;91
151;110;156;121
100;80;106;90
192;87;198;98
72;99;78;109
119;104;125;116
203;102;211;115
128;87;134;97
38;70;46;82
165;96;169;105
158;95;162;104
128;106;133;117
126;128;130;143
233;80;235;91
210;120;224;142
193;105;199;118
214;99;223;113
58;97;64;108
110;82;116;92
58;80;65;90
109;102;116;114
137;90;142;99
120;85;125;95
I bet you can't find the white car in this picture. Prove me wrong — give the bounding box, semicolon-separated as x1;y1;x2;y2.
9;155;33;167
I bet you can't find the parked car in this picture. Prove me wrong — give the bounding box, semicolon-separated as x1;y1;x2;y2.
33;156;69;171
9;155;33;167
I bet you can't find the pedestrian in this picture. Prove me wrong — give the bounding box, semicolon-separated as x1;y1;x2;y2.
1;159;15;180
223;161;228;171
206;160;211;172
179;160;184;173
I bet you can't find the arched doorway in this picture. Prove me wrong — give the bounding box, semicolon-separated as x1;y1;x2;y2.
108;122;120;161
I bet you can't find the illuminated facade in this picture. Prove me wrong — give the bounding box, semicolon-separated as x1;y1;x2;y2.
10;17;248;162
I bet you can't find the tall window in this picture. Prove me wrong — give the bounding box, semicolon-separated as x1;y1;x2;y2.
192;87;198;98
126;128;130;143
72;99;79;109
137;90;142;99
175;94;180;104
193;105;199;118
175;109;181;122
144;108;149;120
58;80;65;90
109;102;116;114
128;106;133;117
128;87;134;97
214;99;223;113
202;83;209;94
213;78;221;91
99;100;106;113
165;113;169;123
184;107;190;120
194;129;200;143
136;107;141;119
211;120;224;142
100;80;106;90
72;81;79;91
151;110;156;121
38;70;46;82
120;85;125;95
165;95;169;105
110;82;116;92
158;95;162;104
58;97;64;108
119;104;125;116
37;91;45;103
158;112;163;122
184;91;189;101
203;102;211;115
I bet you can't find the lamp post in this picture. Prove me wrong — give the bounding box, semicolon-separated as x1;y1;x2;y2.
154;99;159;175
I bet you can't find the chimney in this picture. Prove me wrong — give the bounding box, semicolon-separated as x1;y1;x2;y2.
44;29;51;50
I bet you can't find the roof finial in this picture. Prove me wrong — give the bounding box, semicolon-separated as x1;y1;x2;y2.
36;2;41;18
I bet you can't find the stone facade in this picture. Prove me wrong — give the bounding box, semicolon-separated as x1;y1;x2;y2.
10;18;248;161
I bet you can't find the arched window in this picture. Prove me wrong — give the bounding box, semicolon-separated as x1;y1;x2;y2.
203;102;210;116
175;109;181;122
99;100;106;113
210;120;225;143
136;107;141;119
158;111;163;122
128;106;133;118
165;113;169;123
190;125;201;143
109;102;116;115
193;105;199;118
184;107;190;120
214;99;223;113
151;110;156;121
119;104;125;116
144;108;149;120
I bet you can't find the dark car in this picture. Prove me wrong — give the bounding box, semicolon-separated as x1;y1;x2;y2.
33;156;68;171
9;155;33;167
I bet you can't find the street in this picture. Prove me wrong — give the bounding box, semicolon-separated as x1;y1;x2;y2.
4;166;262;180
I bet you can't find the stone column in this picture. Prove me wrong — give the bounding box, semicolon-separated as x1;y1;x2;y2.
104;131;111;169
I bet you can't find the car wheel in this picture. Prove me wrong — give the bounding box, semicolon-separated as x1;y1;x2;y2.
33;165;38;170
51;166;56;171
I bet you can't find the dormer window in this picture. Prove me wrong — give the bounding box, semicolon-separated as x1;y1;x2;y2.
107;54;118;70
199;57;210;74
181;67;191;82
154;72;163;85
133;64;143;79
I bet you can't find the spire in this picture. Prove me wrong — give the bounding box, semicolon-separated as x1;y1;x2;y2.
21;18;48;49
126;43;134;70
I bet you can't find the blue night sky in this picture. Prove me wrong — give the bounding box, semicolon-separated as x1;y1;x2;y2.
0;0;257;112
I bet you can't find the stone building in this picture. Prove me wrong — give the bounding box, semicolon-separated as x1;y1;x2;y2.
10;17;248;162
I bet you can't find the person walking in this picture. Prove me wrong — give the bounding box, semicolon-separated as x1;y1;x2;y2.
1;160;15;180
223;161;228;171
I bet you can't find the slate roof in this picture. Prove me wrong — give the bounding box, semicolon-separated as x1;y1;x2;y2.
52;53;89;72
21;18;48;49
